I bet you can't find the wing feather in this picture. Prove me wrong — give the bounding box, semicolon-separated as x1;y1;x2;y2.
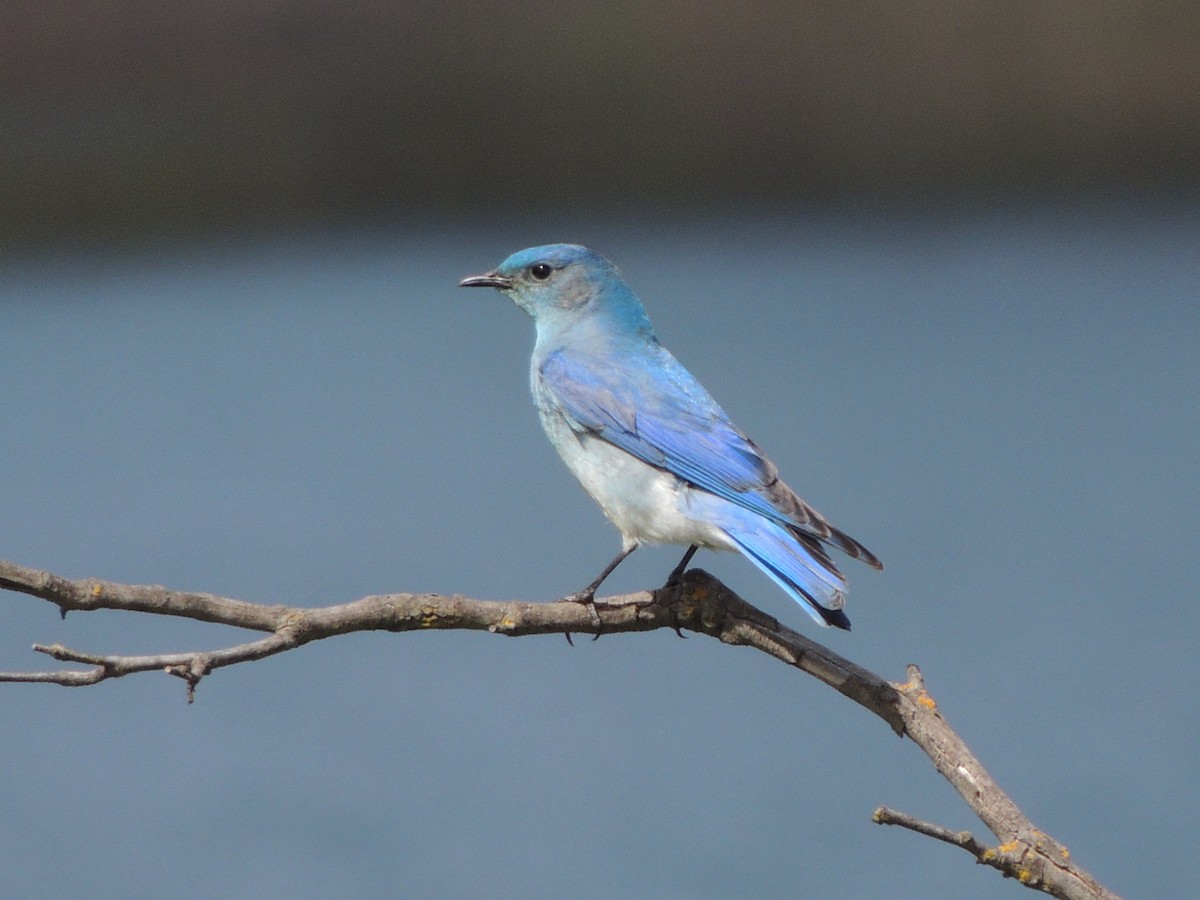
539;347;881;570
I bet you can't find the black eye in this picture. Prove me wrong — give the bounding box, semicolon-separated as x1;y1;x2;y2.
529;263;552;281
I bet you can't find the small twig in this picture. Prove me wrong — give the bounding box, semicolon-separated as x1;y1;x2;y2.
11;632;299;701
873;806;990;855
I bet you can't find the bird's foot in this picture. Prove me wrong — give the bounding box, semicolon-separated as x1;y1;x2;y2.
561;588;602;643
558;545;640;645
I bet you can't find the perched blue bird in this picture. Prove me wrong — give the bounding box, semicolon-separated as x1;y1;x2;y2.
460;244;880;629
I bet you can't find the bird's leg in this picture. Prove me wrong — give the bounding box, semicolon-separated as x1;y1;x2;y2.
665;545;699;587
565;544;639;606
562;544;639;638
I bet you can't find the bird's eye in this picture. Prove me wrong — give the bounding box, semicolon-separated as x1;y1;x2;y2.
529;263;552;281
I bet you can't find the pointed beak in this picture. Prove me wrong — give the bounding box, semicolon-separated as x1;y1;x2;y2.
459;271;513;290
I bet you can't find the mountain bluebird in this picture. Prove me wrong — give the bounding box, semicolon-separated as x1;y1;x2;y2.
460;244;880;630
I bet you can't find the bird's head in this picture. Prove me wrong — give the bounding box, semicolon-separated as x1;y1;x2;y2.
460;244;653;339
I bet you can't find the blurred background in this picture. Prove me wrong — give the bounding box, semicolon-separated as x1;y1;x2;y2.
2;3;1198;899
5;1;1199;246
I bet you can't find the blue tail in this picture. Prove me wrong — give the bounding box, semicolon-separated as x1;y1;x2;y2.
721;515;852;630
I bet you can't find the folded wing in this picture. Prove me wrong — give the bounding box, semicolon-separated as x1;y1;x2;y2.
538;347;882;575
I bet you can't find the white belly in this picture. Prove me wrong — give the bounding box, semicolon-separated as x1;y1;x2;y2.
539;408;735;552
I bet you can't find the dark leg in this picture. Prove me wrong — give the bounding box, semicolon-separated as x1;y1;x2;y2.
564;544;638;607
563;544;639;638
665;545;699;587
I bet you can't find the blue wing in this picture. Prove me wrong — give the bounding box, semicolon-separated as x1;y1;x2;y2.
537;346;881;573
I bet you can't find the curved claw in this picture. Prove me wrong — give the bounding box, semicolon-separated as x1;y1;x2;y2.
561;589;603;640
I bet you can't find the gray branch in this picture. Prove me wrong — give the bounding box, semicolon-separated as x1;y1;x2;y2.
0;558;1118;899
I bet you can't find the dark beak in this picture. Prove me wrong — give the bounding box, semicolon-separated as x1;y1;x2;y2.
459;272;513;289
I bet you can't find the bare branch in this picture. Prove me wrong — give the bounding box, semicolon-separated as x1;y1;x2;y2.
0;557;1119;899
874;805;991;854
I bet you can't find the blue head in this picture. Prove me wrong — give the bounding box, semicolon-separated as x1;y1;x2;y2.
460;244;654;344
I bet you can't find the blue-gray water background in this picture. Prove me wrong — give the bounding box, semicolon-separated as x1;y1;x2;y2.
2;202;1197;898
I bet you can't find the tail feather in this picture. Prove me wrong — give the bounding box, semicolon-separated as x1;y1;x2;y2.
762;471;883;571
722;518;853;630
823;523;884;571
